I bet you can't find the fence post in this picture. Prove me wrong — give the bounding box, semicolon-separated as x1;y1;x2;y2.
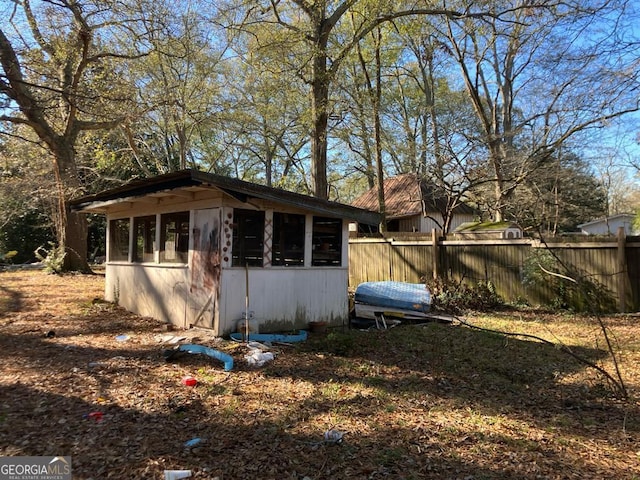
617;226;628;312
432;228;440;280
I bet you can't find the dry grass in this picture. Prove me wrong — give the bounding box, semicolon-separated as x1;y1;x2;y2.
1;270;639;479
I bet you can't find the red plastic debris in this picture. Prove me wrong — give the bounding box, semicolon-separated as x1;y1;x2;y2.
86;411;103;422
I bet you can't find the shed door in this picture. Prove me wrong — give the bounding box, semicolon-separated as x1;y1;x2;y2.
189;208;221;330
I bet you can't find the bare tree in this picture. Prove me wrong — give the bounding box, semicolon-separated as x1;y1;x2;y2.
440;0;640;221
124;2;233;174
231;0;534;199
0;0;152;271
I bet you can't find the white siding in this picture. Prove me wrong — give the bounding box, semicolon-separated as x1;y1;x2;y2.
420;213;475;233
105;264;191;328
580;216;636;236
218;267;349;334
105;263;349;335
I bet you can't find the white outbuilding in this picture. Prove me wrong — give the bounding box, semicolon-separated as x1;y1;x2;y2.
577;214;638;236
71;169;379;335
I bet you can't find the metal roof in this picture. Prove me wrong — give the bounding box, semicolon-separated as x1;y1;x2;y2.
70;169;381;225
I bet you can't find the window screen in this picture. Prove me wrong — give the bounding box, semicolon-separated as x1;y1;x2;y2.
160;211;190;263
232;209;265;267
133;215;156;263
109;218;130;262
312;217;342;266
272;212;305;266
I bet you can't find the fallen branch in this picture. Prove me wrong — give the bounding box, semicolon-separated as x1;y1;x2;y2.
452;315;628;400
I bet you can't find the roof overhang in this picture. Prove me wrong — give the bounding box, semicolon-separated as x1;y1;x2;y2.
70;169;381;225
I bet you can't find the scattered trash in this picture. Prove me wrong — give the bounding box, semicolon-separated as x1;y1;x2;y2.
236;312;258;337
156;334;187;345
115;334;130;342
164;470;192;480
184;437;204;448
183;437;206;454
164;344;233;372
351;316;402;331
83;411;104;422
181;376;197;387
247;341;271;351
87;361;105;369
245;350;274;367
323;429;344;445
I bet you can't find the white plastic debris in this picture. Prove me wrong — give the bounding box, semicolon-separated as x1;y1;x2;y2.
164;470;192;480
323;429;344;445
244;350;275;367
156;334;187;345
247;341;271;351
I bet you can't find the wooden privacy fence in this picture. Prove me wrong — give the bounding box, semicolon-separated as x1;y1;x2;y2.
349;229;640;312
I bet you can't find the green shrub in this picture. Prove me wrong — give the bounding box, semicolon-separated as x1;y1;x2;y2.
0;251;17;263
427;277;503;314
522;248;616;313
35;242;66;274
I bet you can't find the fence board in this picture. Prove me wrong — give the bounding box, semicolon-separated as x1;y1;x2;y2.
349;236;639;312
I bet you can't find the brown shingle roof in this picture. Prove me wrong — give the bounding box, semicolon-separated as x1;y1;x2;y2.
351;173;475;219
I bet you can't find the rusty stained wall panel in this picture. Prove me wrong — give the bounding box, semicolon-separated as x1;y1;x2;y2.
189;208;222;330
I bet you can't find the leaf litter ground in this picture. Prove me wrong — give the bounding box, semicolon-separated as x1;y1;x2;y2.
1;271;640;479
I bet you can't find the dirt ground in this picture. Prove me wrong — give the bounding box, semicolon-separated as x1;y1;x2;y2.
1;270;640;479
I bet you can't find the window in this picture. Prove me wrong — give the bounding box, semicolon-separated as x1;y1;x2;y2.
160;211;190;263
133;215;156;263
272;212;305;266
232;209;264;267
109;218;130;262
312;216;342;266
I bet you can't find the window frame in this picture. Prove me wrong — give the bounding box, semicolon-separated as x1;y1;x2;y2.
272;212;306;267
232;209;265;267
132;215;156;263
109;218;130;262
311;216;343;266
160;211;190;264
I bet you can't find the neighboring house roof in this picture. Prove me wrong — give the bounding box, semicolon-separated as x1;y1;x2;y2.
577;213;634;229
351;173;475;219
70;169;381;225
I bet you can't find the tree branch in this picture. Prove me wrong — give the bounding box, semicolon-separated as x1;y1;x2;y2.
453;315;628;399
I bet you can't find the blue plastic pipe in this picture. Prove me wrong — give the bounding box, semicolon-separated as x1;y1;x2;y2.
229;330;308;343
177;344;234;371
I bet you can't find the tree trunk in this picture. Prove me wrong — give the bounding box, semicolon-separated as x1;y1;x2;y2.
311;51;329;200
53;145;90;272
64;207;90;272
488;140;506;222
372;29;386;233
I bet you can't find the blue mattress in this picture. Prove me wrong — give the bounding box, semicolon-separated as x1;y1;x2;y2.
355;281;431;313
